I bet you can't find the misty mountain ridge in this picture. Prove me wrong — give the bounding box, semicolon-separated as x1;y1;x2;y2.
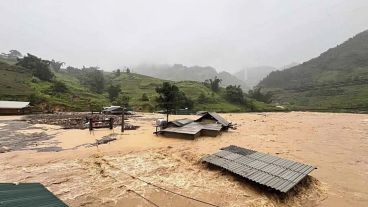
279;62;300;70
232;62;300;89
233;66;277;88
133;64;249;90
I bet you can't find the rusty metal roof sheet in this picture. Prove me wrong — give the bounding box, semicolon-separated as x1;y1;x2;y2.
202;145;316;193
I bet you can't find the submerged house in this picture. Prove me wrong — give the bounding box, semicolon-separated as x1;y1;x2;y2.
195;112;231;130
102;106;123;115
158;112;232;139
0;101;31;115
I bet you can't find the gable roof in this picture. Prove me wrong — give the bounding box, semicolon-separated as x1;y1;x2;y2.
169;118;194;127
196;112;230;127
0;101;30;109
208;112;230;126
161;122;222;135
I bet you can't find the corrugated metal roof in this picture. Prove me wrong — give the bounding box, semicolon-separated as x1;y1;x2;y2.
196;112;230;127
161;122;222;136
0;101;30;109
102;106;121;112
170;118;194;127
161;126;202;135
208;112;230;127
198;123;223;131
202;145;316;193
0;183;68;207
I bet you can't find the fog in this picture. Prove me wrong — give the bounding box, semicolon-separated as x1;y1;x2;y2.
1;0;367;72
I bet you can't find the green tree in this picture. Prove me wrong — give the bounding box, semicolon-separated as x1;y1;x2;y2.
113;94;130;107
156;82;193;121
204;76;222;92
29;93;44;105
248;87;272;103
246;99;257;112
51;80;68;93
225;85;245;104
89;100;103;112
81;66;105;93
107;84;121;101
115;69;121;77
155;82;179;122
197;92;209;104
141;103;154;112
126;68;131;74
141;93;149;101
16;53;54;81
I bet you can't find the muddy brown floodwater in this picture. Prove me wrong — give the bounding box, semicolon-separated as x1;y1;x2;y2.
0;112;367;207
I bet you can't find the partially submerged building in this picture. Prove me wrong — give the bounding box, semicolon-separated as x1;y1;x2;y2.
195;112;231;130
157;112;232;139
102;106;123;115
0;101;31;115
203;145;317;193
102;106;134;115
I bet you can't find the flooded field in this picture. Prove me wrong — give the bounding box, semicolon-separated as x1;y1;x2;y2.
0;112;367;207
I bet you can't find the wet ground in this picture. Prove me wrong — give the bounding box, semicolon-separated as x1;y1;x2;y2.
0;120;62;152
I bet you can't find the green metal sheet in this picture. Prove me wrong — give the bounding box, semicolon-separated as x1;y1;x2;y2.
0;183;68;207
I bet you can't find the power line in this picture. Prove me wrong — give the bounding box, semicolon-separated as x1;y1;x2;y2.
127;189;160;207
121;171;221;207
98;153;221;207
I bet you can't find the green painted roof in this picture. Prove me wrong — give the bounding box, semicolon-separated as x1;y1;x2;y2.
0;183;68;207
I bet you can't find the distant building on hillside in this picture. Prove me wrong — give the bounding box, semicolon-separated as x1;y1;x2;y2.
0;101;31;115
102;106;123;115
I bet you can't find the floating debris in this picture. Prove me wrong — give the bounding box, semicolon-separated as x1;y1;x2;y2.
0;146;11;153
90;134;118;146
25;112;135;129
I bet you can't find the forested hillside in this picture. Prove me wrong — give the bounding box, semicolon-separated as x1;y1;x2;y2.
259;30;368;112
0;53;274;112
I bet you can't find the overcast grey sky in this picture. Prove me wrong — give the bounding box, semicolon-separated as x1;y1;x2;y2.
1;0;368;72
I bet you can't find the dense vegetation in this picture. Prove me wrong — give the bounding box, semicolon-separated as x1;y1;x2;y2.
0;52;278;113
155;82;193;120
17;54;54;81
259;30;368;112
3;30;368;113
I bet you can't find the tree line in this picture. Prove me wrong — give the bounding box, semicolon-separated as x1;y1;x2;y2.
201;76;272;105
4;50;273;112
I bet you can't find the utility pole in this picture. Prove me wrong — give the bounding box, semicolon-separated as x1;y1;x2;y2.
166;108;169;123
121;107;124;133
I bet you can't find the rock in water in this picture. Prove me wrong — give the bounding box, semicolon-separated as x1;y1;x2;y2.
0;146;11;153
